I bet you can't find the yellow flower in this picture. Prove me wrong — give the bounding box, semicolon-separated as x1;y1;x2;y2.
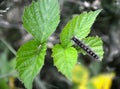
79;84;87;89
90;73;115;89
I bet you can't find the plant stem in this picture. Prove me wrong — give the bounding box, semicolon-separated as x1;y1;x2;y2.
1;39;16;56
0;70;17;79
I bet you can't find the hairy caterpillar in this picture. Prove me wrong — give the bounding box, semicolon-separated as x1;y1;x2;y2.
72;36;99;60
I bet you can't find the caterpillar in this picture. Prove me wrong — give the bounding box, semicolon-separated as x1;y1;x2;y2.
71;36;99;60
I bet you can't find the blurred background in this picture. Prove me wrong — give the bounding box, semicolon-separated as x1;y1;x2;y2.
0;0;120;89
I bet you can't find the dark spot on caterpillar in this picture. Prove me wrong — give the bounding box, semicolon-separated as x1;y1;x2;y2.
71;36;99;60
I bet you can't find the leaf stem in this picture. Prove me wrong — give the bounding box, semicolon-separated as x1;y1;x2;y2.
1;39;16;56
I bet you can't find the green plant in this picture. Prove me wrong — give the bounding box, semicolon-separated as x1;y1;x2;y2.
0;39;16;89
16;0;104;89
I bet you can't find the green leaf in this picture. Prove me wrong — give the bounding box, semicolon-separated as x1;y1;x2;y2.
9;58;16;72
0;50;11;76
0;50;8;75
81;37;104;61
22;0;60;43
74;45;86;55
52;44;78;79
60;10;101;47
16;40;47;89
0;79;9;89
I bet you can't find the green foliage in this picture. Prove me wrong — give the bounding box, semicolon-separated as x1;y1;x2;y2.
16;0;60;88
0;49;16;89
0;49;16;77
16;40;47;89
22;0;60;43
0;79;8;89
0;50;10;75
52;44;77;79
15;0;104;88
81;37;104;61
60;10;101;48
53;10;103;79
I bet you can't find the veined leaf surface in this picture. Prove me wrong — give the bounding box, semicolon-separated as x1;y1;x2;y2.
16;40;47;89
60;10;101;47
52;44;78;79
22;0;60;43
